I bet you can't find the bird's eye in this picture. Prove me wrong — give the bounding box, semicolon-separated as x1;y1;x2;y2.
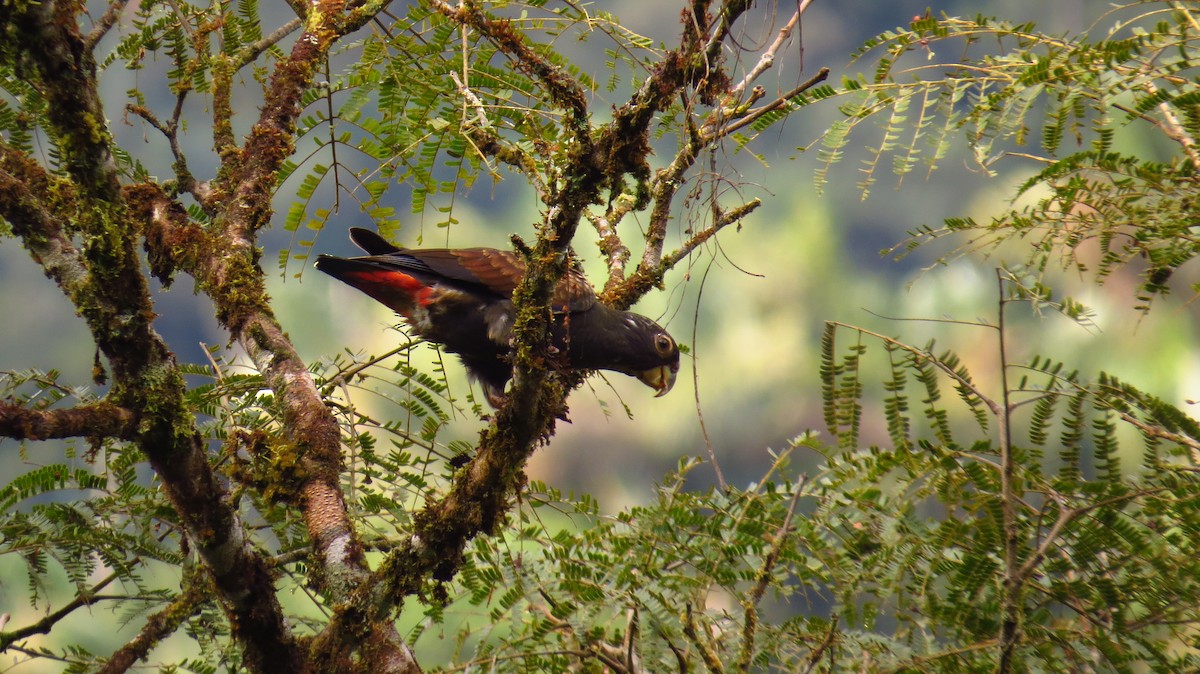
654;333;674;355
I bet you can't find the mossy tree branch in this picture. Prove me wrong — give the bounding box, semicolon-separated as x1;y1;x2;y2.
1;1;411;671
131;0;419;668
0;5;306;671
0;399;137;441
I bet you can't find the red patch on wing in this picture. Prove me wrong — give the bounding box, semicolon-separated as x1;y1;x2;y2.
345;269;434;306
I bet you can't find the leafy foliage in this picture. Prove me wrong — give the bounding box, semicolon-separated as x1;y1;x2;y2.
0;339;464;669
400;274;1200;672
819;1;1200;309
813;278;1200;671
277;2;659;270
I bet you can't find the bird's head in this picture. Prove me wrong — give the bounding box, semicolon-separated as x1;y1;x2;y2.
604;312;680;398
635;328;680;397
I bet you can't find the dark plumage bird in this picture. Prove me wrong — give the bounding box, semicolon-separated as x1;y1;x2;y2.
314;228;680;407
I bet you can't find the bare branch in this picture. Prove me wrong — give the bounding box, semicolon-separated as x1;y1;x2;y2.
605;197;761;311
705;67;830;142
662;199;761;270
233;18;304;71
126;99;214;212
996;270;1020;674
729;4;809;98
84;0;131;53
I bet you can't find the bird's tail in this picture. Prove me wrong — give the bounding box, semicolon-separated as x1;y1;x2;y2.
314;255;431;319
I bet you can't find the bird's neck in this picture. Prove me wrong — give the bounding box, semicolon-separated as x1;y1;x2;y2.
558;303;638;372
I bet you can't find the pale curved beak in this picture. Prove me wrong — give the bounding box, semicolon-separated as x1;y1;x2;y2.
638;364;678;397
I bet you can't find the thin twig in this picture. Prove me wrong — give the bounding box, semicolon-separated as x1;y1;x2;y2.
691;256;728;491
1119;411;1200;455
882;639;1001;674
996;269;1020;674
661;199;762;271
729;5;808;98
527;601;645;673
326;61;344;215
319;340;423;395
448;70;502;177
798;620;837;674
702;0;755;67
735;474;807;671
446;55;546;195
126;98;211;210
704;67;830;142
825;321;1002;417
0;573;119;650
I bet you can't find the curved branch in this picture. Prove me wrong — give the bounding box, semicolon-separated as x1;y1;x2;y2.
0;145;89;296
126;99;215;213
0;4;308;667
96;570;210;674
729;4;809;98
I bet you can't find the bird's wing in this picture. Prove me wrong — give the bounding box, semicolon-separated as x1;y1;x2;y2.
410;248;525;296
343;228;597;311
408;248;597;313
